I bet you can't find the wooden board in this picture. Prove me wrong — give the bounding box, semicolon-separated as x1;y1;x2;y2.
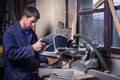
71;13;77;39
108;0;120;37
93;0;105;10
47;57;58;65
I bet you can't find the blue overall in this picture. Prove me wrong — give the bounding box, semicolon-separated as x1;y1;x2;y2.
2;22;47;80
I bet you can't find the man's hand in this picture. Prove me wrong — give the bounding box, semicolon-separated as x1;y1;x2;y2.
32;38;46;51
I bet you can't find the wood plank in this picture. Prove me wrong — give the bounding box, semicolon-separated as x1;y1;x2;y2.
71;13;77;39
108;0;120;37
47;57;58;65
92;0;105;10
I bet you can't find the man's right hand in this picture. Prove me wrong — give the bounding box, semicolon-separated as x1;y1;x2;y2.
32;38;46;51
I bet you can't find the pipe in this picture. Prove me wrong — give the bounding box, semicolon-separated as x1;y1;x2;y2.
73;34;109;70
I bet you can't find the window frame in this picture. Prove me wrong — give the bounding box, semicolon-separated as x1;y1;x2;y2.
77;0;120;55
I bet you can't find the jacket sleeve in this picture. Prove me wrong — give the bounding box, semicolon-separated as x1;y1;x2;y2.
3;29;35;61
37;52;48;63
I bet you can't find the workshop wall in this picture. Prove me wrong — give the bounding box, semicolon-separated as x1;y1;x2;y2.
68;0;77;32
105;57;120;76
36;0;66;38
36;0;53;38
35;0;77;39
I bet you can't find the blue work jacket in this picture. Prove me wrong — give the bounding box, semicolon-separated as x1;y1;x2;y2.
2;22;47;80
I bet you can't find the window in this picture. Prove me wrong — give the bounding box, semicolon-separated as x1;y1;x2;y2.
113;0;120;6
112;10;120;47
77;0;120;54
78;0;104;46
93;0;104;8
79;13;104;46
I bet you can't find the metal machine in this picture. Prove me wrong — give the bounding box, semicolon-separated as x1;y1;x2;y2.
38;34;120;80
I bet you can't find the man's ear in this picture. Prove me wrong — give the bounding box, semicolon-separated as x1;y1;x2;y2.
23;15;27;20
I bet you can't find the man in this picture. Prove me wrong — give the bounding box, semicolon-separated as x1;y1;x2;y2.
2;7;47;80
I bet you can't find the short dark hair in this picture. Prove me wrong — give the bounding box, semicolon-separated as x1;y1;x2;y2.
23;7;40;19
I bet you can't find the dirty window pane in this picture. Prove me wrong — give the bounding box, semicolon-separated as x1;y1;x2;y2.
113;0;120;6
78;0;93;11
93;0;104;9
78;0;104;11
79;12;104;46
112;10;120;47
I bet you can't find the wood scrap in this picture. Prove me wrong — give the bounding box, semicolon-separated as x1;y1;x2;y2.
71;13;77;39
108;0;120;37
93;0;105;10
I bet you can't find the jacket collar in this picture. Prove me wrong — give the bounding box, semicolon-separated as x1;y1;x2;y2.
15;22;33;45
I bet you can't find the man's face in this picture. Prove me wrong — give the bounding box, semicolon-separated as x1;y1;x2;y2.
24;16;38;30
